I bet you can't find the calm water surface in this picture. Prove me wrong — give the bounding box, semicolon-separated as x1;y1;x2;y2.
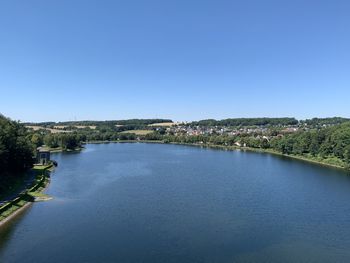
1;143;350;263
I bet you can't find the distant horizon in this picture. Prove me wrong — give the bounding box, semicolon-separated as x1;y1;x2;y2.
6;115;350;124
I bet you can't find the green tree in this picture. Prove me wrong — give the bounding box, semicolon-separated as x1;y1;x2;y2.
0;114;34;190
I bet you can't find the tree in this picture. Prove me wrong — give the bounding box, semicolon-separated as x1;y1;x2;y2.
344;145;350;165
0;114;34;179
31;133;43;147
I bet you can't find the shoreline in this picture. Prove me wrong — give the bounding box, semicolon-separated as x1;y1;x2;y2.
83;140;164;144
0;202;33;228
48;146;84;153
241;147;346;170
0;166;52;227
168;142;347;171
83;140;347;171
1;140;346;226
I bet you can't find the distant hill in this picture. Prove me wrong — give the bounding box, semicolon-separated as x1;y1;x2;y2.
23;119;173;127
301;117;350;126
22;117;350;128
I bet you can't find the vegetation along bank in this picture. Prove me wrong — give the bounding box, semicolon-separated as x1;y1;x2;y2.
23;116;350;170
1;114;350;223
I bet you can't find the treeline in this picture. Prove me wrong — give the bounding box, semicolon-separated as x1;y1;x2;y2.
84;131;163;142
19;115;350;170
2;112;349;197
191;118;298;127
270;123;350;163
163;123;350;168
0;114;34;193
300;117;350;127
114;119;172;126
162;134;263;148
24;119;172;127
28;129;165;150
30;132;84;151
25;118;173;136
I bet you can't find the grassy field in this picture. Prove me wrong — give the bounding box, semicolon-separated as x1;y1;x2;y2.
54;125;97;130
148;122;175;127
120;130;154;135
26;126;72;134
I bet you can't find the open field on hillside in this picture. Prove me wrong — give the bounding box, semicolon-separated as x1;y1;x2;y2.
120;130;154;135
148;122;175;127
53;125;96;129
26;126;72;133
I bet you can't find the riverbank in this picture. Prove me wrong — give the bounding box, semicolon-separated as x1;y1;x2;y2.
0;164;53;227
166;142;348;171
83;140;164;144
242;147;347;170
2;138;350;262
47;146;84;153
83;139;348;171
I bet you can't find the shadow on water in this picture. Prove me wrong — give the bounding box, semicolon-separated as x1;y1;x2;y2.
1;143;350;263
273;153;349;172
0;204;32;254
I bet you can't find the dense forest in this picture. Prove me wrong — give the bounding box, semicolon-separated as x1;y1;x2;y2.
270;123;350;167
0;115;34;194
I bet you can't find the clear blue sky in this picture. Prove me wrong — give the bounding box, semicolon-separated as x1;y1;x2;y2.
1;0;349;122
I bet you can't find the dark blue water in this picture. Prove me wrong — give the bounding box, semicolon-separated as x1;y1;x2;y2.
1;143;350;262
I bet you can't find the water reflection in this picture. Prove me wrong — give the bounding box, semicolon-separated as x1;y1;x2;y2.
1;143;350;263
0;204;32;253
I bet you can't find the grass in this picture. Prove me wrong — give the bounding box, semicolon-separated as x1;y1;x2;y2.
33;164;52;171
53;125;96;130
47;147;64;152
27;192;47;197
27;192;52;201
25;125;72;134
0;195;31;220
42;146;83;153
148;122;175;127
120;130;154;135
1;205;20;218
0;165;52;222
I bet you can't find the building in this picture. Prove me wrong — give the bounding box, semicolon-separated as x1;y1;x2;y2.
36;147;51;165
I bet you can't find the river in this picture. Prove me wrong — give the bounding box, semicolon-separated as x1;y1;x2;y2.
0;143;350;262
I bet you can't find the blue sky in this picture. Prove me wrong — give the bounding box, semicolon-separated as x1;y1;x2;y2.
1;0;349;122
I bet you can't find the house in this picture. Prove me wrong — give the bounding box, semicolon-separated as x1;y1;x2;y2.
36;147;51;165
